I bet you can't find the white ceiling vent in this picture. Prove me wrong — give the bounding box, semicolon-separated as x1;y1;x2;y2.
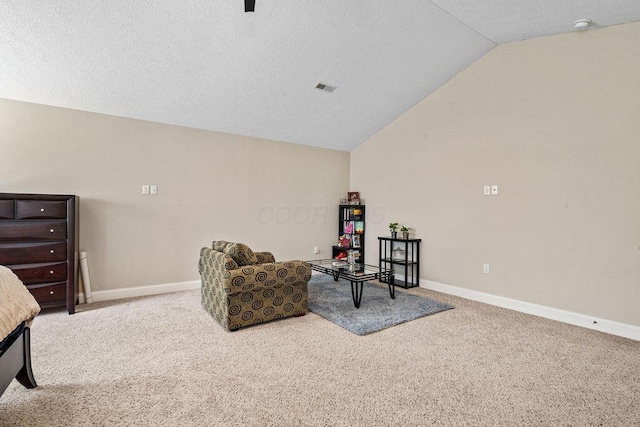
315;83;336;93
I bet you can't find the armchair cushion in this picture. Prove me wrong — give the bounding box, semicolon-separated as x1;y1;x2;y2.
224;242;258;266
254;251;276;264
212;241;258;266
211;240;231;252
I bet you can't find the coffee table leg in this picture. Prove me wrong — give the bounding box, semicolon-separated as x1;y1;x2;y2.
350;281;364;308
388;273;395;299
332;271;339;281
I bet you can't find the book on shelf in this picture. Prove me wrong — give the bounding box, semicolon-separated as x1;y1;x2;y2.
345;209;362;220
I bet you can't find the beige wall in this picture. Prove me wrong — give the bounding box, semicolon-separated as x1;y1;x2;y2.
1;99;349;292
352;22;640;326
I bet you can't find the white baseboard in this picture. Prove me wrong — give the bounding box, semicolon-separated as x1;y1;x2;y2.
421;279;640;342
79;280;200;304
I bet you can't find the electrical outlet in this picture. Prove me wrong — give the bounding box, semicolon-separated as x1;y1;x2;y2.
314;247;320;254
483;263;490;274
491;185;498;195
150;185;158;195
142;185;150;195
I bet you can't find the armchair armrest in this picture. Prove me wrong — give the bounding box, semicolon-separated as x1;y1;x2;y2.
224;261;311;292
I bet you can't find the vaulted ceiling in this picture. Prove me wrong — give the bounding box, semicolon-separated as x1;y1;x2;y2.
1;1;639;151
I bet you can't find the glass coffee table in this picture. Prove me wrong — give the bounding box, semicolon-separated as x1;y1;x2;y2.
307;259;395;308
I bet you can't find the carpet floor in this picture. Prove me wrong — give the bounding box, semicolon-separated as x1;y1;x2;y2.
1;286;639;426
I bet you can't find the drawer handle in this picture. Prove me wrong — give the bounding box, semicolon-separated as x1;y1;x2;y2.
41;208;46;212
49;291;54;295
50;229;55;233
50;270;54;274
50;250;55;254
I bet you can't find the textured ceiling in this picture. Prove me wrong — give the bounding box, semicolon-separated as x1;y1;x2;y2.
1;1;639;151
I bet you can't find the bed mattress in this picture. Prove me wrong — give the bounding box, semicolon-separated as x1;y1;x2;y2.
0;265;40;342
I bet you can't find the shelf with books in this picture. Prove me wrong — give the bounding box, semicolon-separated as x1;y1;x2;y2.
332;205;365;261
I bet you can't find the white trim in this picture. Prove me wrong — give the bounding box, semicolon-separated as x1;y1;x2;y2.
79;280;200;304
421;279;640;342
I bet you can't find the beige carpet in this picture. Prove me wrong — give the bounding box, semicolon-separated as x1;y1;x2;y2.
1;285;639;426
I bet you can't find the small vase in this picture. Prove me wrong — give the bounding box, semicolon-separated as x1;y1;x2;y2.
402;232;409;239
391;231;397;239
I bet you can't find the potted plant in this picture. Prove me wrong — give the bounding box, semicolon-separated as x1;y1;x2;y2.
389;222;398;239
401;226;410;239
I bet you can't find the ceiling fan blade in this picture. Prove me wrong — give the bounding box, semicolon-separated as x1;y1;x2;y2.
245;0;255;12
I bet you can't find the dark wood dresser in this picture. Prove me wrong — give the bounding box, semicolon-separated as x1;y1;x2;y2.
0;193;78;314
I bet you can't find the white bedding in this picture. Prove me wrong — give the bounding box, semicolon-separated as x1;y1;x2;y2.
0;265;41;340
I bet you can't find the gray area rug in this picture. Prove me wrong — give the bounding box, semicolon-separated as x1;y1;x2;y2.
308;274;453;335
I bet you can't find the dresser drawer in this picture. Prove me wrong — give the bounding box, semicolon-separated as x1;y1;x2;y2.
0;221;67;242
9;262;67;284
26;282;67;304
0;242;67;264
15;200;67;219
0;200;14;219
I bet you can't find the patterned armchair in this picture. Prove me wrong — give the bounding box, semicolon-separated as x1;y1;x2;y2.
198;241;311;331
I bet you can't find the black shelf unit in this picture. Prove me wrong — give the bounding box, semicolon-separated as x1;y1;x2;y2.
378;237;421;288
332;205;365;263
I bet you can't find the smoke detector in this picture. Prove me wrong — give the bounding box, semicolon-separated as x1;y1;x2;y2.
573;19;592;30
315;83;336;93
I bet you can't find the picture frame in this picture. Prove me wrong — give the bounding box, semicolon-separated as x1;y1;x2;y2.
352;235;361;248
347;192;360;202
